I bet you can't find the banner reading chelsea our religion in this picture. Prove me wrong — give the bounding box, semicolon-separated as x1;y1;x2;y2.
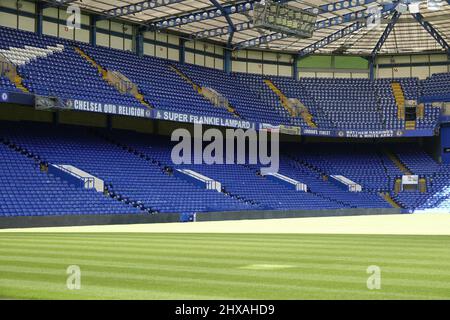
61;99;435;138
65;99;152;118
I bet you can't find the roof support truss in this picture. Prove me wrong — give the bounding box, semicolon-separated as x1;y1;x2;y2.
192;0;378;41
209;0;235;48
102;0;185;20
234;7;371;50
298;21;366;57
411;12;450;53
371;11;402;59
297;2;398;57
42;0;78;8
142;0;261;32
145;0;379;32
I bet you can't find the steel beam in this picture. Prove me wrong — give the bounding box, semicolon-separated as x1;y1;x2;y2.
298;22;366;57
371;11;402;59
102;0;185;20
412;12;450;53
209;0;235;48
297;3;398;57
143;0;300;32
234;7;370;50
42;0;78;9
191;0;379;41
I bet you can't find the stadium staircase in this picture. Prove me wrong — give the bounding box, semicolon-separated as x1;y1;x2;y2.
391;82;405;120
13;74;29;93
405;120;416;130
264;79;316;128
74;47;153;110
1;137;43;166
417;103;425;119
384;149;412;175
169;65;242;119
380;192;402;208
394;178;402;194
419;177;427;194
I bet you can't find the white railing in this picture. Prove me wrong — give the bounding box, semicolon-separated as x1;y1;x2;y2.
175;169;222;192
264;172;308;192
330;175;362;192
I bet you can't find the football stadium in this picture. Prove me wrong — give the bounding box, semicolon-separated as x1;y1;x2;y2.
1;0;450;303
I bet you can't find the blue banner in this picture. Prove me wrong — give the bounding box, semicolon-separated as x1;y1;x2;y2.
153;109;256;130
0;92;438;138
260;123;436;138
0;90;34;105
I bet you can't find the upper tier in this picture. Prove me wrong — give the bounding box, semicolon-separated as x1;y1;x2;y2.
0;26;447;136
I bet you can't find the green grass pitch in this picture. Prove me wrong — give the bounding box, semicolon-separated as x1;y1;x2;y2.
0;233;449;300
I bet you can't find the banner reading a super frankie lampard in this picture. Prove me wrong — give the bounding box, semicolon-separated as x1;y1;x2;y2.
153;109;256;129
64;100;255;129
65;99;152;118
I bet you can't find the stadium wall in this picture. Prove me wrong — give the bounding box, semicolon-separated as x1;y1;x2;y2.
0;213;182;229
0;208;404;229
298;55;370;79
297;53;450;80
376;54;450;79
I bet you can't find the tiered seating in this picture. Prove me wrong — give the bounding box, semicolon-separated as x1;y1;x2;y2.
79;44;235;119
107;130;342;210
395;145;441;175
271;76;331;128
0;26;443;132
2;119;450;215
1;122;252;215
0;140;139;217
301;78;384;130
373;79;405;129
423;72;450;97
288;144;403;192
278;156;391;208
389;146;450;210
178;63;288;124
416;103;440;129
180;164;342;211
233;73;298;126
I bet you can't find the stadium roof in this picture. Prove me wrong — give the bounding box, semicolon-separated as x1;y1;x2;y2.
46;0;450;56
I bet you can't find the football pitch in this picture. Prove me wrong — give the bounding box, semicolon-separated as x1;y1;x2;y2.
0;232;450;300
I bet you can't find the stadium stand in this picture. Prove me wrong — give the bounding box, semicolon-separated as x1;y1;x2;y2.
0;26;444;133
423;72;450;98
2;119;450;217
0;122;256;216
0;135;140;217
1;25;450;219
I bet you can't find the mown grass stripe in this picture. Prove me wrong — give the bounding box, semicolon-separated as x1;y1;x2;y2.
0;244;447;269
1;238;447;262
1;260;450;294
0;233;449;300
2;233;450;248
2;253;450;281
0;267;448;300
1;235;449;254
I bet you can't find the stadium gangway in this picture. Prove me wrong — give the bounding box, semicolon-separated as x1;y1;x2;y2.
330;175;362;192
49;164;104;192
174;169;222;192
263;172;308;192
